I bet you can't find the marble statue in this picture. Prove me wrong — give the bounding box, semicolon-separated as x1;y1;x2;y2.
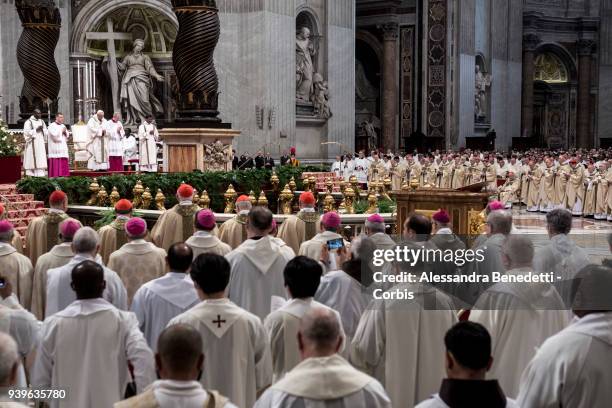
204;139;231;171
312;73;332;118
296;27;316;102
475;65;492;121
117;39;165;125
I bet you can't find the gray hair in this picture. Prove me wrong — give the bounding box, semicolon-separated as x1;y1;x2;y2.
72;227;99;254
365;220;385;234
503;235;534;267
299;307;342;352
0;332;19;385
350;235;375;262
236;200;252;212
487;210;513;235
546;209;572;235
0;229;13;243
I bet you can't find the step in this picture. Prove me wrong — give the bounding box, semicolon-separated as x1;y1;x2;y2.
7;208;47;219
8;216;42;229
5;201;44;210
1;194;36;202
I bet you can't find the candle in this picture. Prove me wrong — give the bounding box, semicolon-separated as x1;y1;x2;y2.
93;61;96;98
77;61;81;98
84;62;89;99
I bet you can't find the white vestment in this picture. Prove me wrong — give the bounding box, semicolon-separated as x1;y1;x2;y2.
138;121;159;171
106;119;126;157
254;355;391;408
47;122;69;158
45;254;128;317
298;231;344;265
470;267;569;397
0;243;33;309
226;236;295;320
131;272;200;351
168;298;273;408
353;158;370;184
23;116;48;176
87;115;109;170
123;135;138;166
32;299;156;408
331;161;342;178
186;231;232;258
517;312;612;408
350;283;458;407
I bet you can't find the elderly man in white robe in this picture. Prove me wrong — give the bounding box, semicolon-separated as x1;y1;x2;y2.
350;240;458;408
33;259;156;408
22;108;48;177
131;243;199;351
518;264;612;408
87;110;109;170
255;307;391;408
533;208;590;307
46;112;70;177
186;209;230;258
44;227;127;317
168;253;272;408
0;220;33;309
227;207;295;320
138;114;159;172
106;112;125;171
470;235;568;398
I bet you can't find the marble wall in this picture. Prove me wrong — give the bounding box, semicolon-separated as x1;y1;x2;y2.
598;0;612;141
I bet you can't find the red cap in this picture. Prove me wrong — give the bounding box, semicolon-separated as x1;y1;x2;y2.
49;190;67;205
570;158;578;164
299;192;316;205
290;147;296;155
115;199;133;214
321;211;341;229
0;220;13;233
177;184;194;198
236;195;250;203
432;209;450;224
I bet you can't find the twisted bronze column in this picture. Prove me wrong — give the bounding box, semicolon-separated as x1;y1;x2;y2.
172;0;221;123
15;0;61;122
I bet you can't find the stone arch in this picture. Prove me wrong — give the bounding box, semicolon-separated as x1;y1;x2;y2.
534;42;577;82
295;5;321;37
356;30;383;63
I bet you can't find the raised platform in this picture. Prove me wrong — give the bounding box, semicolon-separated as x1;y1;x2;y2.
70;170;140;177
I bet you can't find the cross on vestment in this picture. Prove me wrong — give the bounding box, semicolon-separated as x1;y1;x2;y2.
212;315;226;328
85;18;132;114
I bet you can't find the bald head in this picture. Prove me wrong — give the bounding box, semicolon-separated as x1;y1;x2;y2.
247;206;273;236
502;235;534;269
167;243;193;272
71;260;105;299
298;307;343;359
156;324;204;380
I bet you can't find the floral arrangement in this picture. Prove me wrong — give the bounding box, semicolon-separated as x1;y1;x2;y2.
0;120;21;157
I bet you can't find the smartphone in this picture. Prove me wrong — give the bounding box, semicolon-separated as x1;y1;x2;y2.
326;238;344;251
0;278;5;289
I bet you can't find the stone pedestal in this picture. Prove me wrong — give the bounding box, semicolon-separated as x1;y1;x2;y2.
160;128;240;173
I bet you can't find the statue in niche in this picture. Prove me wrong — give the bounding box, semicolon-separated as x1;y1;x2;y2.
296;27;316;102
355;60;378;101
360;115;380;151
116;39;165;125
312;73;332;118
475;65;491;122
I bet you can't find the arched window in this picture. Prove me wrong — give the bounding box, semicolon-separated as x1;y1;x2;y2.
534;53;569;84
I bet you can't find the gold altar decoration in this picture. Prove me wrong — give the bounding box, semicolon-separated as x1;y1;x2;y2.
248;190;257;206
203;139;232;171
339;180;347;194
323;193;335;213
97;185;108;207
224;184;237;213
155;189;166;211
109;187;120;207
289;176;297;192
469;209;487;235
410;178;420;190
132;180;144;208
192;189;200;205
366;191;378;214
325;178;333;194
401;177;410;191
141;187;152;210
257;191;268;208
270;169;280;191
343;186;356;214
307;175;316;192
199;190;211;209
279;184;294;215
86;178;100;206
349;175;359;197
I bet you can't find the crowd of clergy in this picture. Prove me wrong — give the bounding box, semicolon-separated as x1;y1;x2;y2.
332;147;612;218
0;182;611;407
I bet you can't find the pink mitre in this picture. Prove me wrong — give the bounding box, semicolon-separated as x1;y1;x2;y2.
322;211;341;229
125;217;147;236
196;209;216;230
0;220;13;233
367;213;384;224
60;219;81;238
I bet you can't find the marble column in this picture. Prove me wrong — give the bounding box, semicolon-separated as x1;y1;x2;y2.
577;40;594;148
381;23;399;150
521;34;539;138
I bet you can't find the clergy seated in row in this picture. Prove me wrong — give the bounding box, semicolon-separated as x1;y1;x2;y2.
131;243;199;351
226;207;295;320
218;195;251;250
470;235;568;398
0;333;30;407
315;235;374;344
0;221;32;310
533;208;590;307
44;227;127;318
415;322;518;408
350;237;458;408
168;253;272;408
265;256;345;383
31;219;83;320
517;264;612;408
186;209;231;258
298;211;345;272
255;307;391;408
152;184;201;252
26;190;69;267
99;199;135;265
0;203;24;253
32;260;156;408
277;192;321;255
109;218;167;305
115;324;237;408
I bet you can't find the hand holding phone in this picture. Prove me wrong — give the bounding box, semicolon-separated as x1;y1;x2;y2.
326;238;344;251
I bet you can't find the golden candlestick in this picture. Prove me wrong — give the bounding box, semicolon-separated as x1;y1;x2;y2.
325;177;333;194
109;186;120;208
323;193;335;213
155;189;166;211
308;175;316;192
132;180;144;208
349;175;360;197
270;169;280;191
86;178;100;206
257;191;268;208
97;185;108;207
365;191;378;214
199;190;211;209
224;184;237;213
142;187;153;210
344;186;355;215
248;190;257;206
279;184;294;215
288;176;297;192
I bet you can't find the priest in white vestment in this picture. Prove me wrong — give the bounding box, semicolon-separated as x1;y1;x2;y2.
138;115;159;172
227;207;295;320
470;235;568;398
108;217;167;305
32;260;156;408
114;324;237;408
415;322;518;408
186;209;231;258
298;211;344;271
255;307;391;408
106;112;126;171
45;227;127;317
122;130;138;170
46;112;70;177
87;110;110;170
0;221;33;309
131;243;199;351
517;264;612;408
264;256;345;382
168;253;273;408
0;332;33;407
22;109;48;177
